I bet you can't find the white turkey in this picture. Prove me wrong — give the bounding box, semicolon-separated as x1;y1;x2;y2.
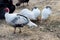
41;6;52;21
32;7;41;21
19;8;36;20
32;7;41;19
4;7;38;34
20;7;40;20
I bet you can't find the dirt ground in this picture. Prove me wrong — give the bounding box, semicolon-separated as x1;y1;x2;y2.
0;0;60;40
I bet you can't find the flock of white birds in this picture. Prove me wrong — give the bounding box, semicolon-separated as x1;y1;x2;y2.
4;6;52;34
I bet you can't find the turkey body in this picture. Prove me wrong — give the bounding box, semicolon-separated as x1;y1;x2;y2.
41;6;52;20
20;9;36;20
5;13;29;27
20;7;40;20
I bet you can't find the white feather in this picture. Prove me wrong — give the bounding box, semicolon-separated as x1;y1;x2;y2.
19;8;40;20
5;12;38;28
27;20;38;28
5;12;17;25
20;9;36;20
32;8;40;19
41;8;52;20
